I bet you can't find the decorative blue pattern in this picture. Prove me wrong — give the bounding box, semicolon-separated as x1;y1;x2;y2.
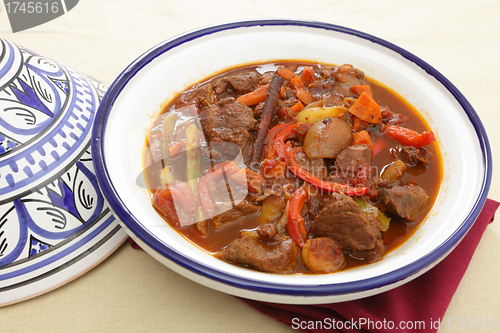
29;235;52;257
0;38;120;277
0;44;96;202
0;146;106;268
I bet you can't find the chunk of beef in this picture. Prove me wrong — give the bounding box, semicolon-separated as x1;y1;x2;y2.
263;175;302;199
211;200;260;230
253;101;266;119
307;192;330;221
334;144;372;175
321;93;344;107
256;222;278;240
378;184;429;221
392;145;433;167
327;145;374;191
202;141;241;166
384;113;411;126
313;193;381;251
200;101;257;132
222;101;258;130
333;64;367;88
294;151;328;180
349;239;385;263
308;78;337;101
199;101;258;163
208;128;254;163
259;71;275;85
215;234;299;273
197;84;217;107
317;64;368;101
217;97;235;108
200;105;226;130
178;83;217;109
213;78;228;95
226;70;262;94
325;161;373;193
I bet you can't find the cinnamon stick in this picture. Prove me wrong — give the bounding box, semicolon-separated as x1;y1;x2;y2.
250;74;283;165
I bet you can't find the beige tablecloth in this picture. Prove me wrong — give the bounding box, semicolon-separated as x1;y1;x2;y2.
1;1;499;332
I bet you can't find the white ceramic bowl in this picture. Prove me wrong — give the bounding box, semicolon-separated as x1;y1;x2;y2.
92;20;491;304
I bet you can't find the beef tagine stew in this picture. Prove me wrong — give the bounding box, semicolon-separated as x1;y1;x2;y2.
143;61;442;274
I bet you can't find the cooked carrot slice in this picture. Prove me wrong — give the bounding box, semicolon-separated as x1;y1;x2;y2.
301;66;316;85
236;84;270;106
295;88;313;105
276;66;296;81
350;85;373;97
289;75;305;90
349;92;381;124
353;130;374;152
289;101;304;114
279;85;287;98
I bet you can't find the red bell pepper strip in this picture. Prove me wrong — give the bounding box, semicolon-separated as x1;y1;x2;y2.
264;123;292;159
372;140;387;158
287;186;308;248
385;125;435;148
274;123;299;161
273;122;311;161
284;142;368;196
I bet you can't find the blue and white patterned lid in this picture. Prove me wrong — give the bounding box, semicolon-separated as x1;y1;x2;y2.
0;38;126;306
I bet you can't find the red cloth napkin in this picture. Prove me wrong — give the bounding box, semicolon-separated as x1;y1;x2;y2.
128;199;498;333
128;237;142;249
239;198;499;333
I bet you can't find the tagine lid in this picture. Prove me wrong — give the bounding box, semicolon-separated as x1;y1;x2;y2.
0;38;126;307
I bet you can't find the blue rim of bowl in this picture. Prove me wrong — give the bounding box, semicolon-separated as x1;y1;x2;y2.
92;19;492;297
